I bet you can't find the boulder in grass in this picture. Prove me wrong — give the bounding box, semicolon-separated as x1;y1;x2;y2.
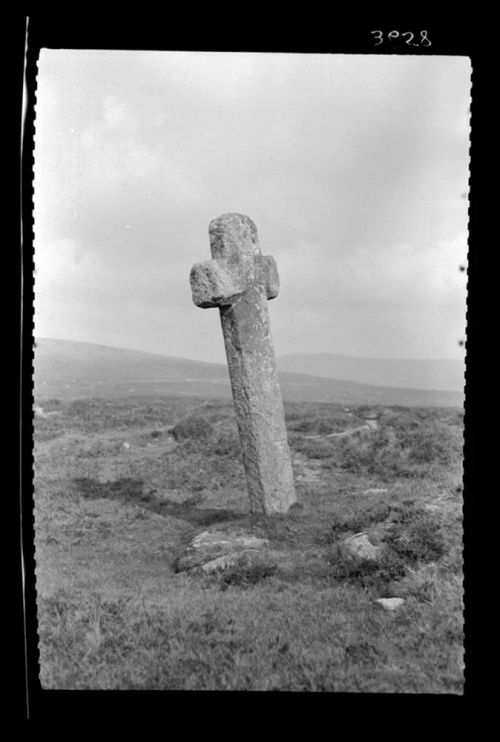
340;532;384;562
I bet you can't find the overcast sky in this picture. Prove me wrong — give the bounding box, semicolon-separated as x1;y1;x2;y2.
33;51;470;364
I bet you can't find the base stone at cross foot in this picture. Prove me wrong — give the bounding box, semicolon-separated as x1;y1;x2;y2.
174;529;270;574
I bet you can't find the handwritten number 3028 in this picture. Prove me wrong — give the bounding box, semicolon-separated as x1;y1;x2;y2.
371;30;431;46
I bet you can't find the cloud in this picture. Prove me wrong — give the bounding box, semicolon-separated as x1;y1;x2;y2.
35;238;86;285
102;96;136;131
33;51;470;361
276;232;468;311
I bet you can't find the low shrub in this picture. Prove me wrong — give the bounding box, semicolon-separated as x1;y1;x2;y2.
326;546;407;589
219;559;278;590
289;435;336;459
387;518;445;564
288;419;344;435
210;427;241;457
73;477;144;502
325;503;394;541
336;428;409;477
34;417;65;442
172;416;243;460
172;415;213;443
61;397;196;433
332;420;461;478
406;426;461;466
42;398;63;411
325;501;445;589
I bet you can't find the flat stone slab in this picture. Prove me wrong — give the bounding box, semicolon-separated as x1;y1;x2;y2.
303;425;371;440
175;528;269;573
200;549;265;574
191;530;268;550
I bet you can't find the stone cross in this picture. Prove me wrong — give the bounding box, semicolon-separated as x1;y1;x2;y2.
190;213;297;515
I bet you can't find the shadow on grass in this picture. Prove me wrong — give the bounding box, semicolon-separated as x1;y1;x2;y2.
72;476;241;528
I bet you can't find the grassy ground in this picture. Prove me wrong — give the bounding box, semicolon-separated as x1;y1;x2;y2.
33;395;464;692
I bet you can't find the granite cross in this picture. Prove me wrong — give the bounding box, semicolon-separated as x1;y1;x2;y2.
190;213;297;515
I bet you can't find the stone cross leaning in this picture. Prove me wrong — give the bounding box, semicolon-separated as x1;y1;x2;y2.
190;213;297;515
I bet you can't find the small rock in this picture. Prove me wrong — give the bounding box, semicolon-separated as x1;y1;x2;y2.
363;488;388;495
123;442;130;449
340;532;384;562
375;597;405;611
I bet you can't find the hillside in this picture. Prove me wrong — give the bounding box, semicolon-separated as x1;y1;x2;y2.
33;338;464;407
278;353;465;392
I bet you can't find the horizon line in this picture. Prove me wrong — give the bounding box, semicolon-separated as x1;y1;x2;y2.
34;335;466;365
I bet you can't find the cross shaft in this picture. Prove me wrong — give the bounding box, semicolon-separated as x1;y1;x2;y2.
190;213;296;515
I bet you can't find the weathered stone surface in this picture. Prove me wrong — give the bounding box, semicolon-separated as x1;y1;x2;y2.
257;255;280;300
304;424;371;440
190;213;296;515
174;528;269;573
375;597;405;611
340;532;385;562
361;412;379;430
368;520;398;546
192;529;269;552
200;549;262;574
190;259;243;308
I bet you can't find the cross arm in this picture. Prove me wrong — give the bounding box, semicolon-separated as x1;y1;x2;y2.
257;255;280;300
190;259;244;308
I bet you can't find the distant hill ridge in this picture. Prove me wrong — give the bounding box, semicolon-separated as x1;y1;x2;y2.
33;338;464;407
277;352;465;392
35;337;229;380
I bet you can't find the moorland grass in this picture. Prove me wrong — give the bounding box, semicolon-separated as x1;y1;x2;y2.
33;395;464;692
38;575;463;692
